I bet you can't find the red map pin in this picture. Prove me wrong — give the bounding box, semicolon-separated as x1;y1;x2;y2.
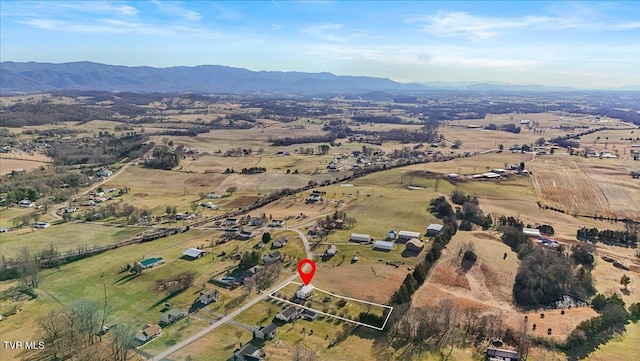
297;259;316;285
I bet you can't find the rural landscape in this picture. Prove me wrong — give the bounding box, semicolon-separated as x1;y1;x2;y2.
1;1;639;360
0;73;638;361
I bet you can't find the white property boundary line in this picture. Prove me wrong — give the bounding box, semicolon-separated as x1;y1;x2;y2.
268;281;393;331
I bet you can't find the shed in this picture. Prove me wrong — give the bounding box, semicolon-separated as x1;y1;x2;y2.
485;347;519;361
398;230;421;242
523;228;542;237
350;233;371;243
386;230;397;240
405;238;425;252
373;241;394;251
183;248;206;259
33;222;50;229
426;223;444;236
296;284;314;299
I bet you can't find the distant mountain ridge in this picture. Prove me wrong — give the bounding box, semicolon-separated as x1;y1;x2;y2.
1;61;637;94
0;61;424;94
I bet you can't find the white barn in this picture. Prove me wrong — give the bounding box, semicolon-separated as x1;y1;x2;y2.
398;230;421;242
350;233;371;243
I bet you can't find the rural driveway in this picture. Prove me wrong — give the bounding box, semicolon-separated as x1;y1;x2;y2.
147;226;312;360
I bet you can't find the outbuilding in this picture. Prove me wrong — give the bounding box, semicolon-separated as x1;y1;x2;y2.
523;228;542;237
397;230;421;242
426;224;444;236
183;248;206;259
199;289;219;304
373;241;394;251
350;233;371;243
405;238;425;252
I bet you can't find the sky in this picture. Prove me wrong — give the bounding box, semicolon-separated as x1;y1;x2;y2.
1;1;639;89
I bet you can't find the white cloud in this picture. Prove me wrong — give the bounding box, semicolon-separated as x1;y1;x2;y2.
302;23;349;42
150;0;202;21
408;10;640;40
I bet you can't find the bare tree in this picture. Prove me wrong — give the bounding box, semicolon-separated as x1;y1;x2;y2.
110;324;134;361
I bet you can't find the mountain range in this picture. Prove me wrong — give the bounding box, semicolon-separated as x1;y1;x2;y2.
1;61;636;95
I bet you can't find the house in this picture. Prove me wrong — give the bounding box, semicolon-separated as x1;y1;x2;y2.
159;308;186;325
519;119;531;125
301;309;319;321
242;266;261;280
447;173;460;179
96;169;113;178
199;289;219;304
232;343;264;361
224;228;238;238
350;233;371;243
272;237;288;248
238;231;254;240
233;345;263;361
137;257;164;269
269;219;285;227
373;241;394;251
324;244;338;257
296;284;314;300
65;207;77;213
275;306;300;322
254;322;278;340
207;193;222;199
405;238;425;252
249;217;264;227
485;347;519;361
225;218;239;227
426;224;444;236
523;228;542;237
397;230;421;242
306;193;323;203
183;248;207;259
134;324;161;343
18;199;33;208
33;222;50;229
0;227;8;233
262;251;282;265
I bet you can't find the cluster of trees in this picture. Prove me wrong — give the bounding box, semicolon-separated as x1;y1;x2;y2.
371;128;440;143
391;198;458;304
564;294;639;358
0;102;115;127
513;246;596;307
269;133;337;146
317;210;356;230
3;187;39;204
429;196;454;219
484;123;521;134
81;202;151;224
549;136;580;149
451;190;493;230
496;216;525;230
37;299;133;361
240;167;267;175
352;115;405;124
146;146;180;170
238;251;261;271
576;227;638;246
47;133;151;166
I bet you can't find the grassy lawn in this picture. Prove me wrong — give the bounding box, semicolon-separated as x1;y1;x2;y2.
0;207;56;228
166;323;253;361
585;322;640;361
0;222;141;259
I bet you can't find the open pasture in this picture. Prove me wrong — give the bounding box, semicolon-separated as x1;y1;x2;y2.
0;158;50;175
0;222;141;259
527;158;612;218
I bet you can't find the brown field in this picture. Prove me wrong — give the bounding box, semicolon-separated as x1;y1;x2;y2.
312;262;409;304
577;162;640;220
528;158;613;217
0;158;50;175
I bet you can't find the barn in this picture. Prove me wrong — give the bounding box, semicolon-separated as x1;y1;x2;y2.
426;223;444;236
405;238;425;252
373;241;394;251
183;248;207;259
397;230;421;242
350;233;371;243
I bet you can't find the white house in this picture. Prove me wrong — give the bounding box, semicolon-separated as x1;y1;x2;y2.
296;284;314;300
183;248;207;259
275;306;300;322
33;222;50;229
18;199;33;208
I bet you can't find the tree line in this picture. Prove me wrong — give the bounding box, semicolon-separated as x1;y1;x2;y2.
576;227;638;247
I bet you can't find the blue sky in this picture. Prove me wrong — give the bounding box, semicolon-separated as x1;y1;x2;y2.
1;1;639;88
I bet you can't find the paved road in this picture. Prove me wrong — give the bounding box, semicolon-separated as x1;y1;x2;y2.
147;226;313;360
49;158;140;220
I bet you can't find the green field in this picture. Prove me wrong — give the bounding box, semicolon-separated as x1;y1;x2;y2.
0;222;141;259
